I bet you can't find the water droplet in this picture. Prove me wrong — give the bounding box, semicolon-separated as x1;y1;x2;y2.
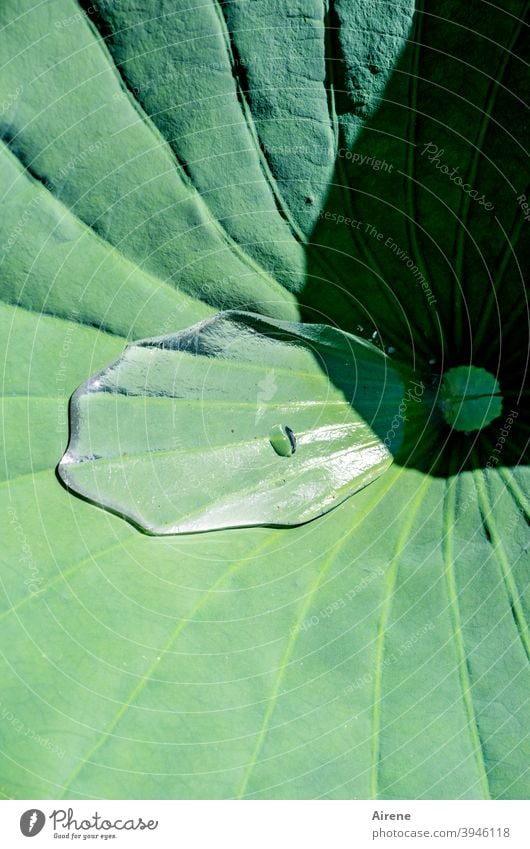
387;346;396;354
269;424;296;457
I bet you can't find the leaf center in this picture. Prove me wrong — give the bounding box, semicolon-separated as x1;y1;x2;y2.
439;366;503;432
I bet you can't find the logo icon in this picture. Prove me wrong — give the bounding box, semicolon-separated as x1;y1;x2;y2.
20;809;46;837
255;370;277;424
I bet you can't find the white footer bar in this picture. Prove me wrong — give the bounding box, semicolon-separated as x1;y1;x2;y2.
1;799;528;848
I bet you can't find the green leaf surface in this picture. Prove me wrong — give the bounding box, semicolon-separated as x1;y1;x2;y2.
1;0;529;801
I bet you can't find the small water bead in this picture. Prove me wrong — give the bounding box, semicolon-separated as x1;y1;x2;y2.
269;424;297;457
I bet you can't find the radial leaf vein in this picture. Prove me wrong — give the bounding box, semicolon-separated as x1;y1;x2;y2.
443;474;491;799
370;473;431;799
59;533;279;797
472;467;530;662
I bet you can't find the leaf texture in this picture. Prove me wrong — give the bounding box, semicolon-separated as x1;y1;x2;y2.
0;0;528;800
